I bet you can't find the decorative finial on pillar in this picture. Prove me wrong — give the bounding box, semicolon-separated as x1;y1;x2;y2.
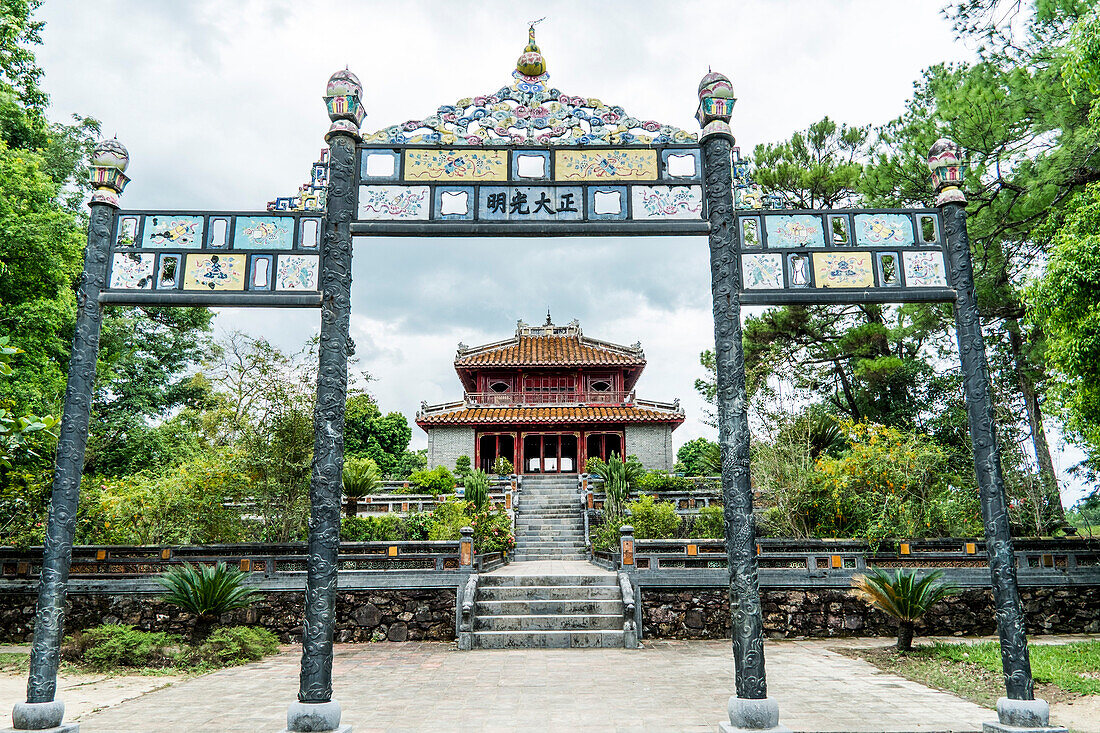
696;71;736;141
323;68;365;142
545;308;552;326
928;138;966;206
513;19;550;93
89;137;130;208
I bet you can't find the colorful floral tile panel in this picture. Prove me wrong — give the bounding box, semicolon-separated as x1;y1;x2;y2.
404;149;507;181
358;186;431;220
902;250;948;287
631;186;703;220
812;252;874;288
109;252;156;289
741;253;784;290
233;216;295;250
764;214;826;248
554;149;658;181
183;253;246;291
142;215;203;249
276;254;320;291
854;213;915;247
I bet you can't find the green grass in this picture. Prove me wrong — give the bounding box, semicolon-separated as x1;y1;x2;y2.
929;640;1100;696
850;640;1100;709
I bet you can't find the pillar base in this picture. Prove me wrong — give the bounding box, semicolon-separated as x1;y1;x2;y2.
282;700;351;733
982;697;1066;733
5;701;76;732
718;697;791;733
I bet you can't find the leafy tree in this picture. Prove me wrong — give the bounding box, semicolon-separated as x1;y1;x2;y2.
676;437;718;476
1027;182;1100;475
750;116;869;209
344;393;414;478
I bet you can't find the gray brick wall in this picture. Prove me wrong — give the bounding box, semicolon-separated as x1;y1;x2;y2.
426;427;475;471
624;424;674;471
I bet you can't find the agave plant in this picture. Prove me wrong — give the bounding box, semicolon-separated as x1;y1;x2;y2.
156;562;260;641
851;568;956;651
342;456;382;517
595;453;643;519
463;469;490;511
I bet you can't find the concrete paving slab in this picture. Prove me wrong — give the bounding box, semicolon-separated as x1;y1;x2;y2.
18;639;1006;733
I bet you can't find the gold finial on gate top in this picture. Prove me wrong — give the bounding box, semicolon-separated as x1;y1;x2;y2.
517;18;547;77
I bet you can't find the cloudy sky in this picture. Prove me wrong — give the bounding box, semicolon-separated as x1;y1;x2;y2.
33;1;1089;503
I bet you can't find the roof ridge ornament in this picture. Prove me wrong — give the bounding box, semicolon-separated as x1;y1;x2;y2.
362;29;696;147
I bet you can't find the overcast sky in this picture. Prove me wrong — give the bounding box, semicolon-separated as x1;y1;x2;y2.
33;1;1090;504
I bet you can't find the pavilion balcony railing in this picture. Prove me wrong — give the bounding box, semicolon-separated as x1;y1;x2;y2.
462;390;636;407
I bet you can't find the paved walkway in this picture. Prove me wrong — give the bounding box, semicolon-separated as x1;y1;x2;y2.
2;640;1006;733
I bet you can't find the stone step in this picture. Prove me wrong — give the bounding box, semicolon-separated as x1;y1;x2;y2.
478;575;615;587
475;599;624;615
470;630;624;649
474;613;622;632
508;550;589;556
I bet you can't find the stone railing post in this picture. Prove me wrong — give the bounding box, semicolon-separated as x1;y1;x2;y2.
929;139;1063;733
13;138;129;733
459;526;475;568
619;525;634;568
697;71;788;733
285;68;364;733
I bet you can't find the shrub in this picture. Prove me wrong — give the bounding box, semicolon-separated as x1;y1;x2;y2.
463;470;490;511
454;455;471;480
591;512;625;551
340;514;401;542
626;495;680;539
427;499;466;541
636;472;695;493
491;456;514;475
188;626;280;667
63;624;181;670
156;562;260;640
401;511;433;540
691;504;725;539
851;568;956;651
409;465;456;495
584;456;606;475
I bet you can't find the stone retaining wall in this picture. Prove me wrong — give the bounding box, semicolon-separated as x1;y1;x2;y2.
0;589;456;644
642;586;1100;639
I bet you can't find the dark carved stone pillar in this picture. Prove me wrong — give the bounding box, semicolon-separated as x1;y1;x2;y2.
17;139;129;732
941;202;1034;699
287;69;363;733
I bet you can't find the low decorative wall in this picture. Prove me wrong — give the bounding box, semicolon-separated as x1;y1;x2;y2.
642;586;1100;639
0;589;456;644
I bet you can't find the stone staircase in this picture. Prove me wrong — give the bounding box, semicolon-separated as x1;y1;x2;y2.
466;565;634;649
513;475;586;561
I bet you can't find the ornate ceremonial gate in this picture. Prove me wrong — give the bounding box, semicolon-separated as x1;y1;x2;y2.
14;28;1050;733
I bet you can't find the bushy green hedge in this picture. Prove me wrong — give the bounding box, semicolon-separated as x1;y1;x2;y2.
61;624;280;671
408;465;456;495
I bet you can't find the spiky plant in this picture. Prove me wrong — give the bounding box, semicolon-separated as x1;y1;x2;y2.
595;453;643;519
851;568;956;651
156;562;260;641
463;469;491;511
342;456;382;517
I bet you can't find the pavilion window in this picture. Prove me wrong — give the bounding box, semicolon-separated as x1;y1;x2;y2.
585;432;623;464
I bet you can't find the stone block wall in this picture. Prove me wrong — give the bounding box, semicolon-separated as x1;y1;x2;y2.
0;589;456;644
625;424;674;471
641;586;1100;639
426;427;475;471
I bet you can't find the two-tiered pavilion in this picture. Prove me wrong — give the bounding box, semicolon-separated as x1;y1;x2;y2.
416;317;684;474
